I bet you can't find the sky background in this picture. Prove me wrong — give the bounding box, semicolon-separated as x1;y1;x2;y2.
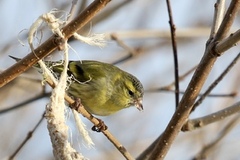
0;0;240;159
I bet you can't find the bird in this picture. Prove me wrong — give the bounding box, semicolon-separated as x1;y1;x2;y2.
10;56;144;116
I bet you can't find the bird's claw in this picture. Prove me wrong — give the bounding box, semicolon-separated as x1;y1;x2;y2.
71;97;82;111
71;98;108;132
92;118;108;132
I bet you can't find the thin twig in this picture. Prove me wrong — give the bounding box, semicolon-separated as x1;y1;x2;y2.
67;0;79;22
182;101;240;131
193;115;240;160
112;54;133;65
111;33;140;65
163;65;197;90
166;0;179;108
9;112;45;160
191;52;240;112
111;34;139;56
145;65;197;92
147;88;236;98
0;92;51;114
105;28;213;40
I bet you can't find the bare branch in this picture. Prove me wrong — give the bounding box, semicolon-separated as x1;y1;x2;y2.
166;0;179;108
0;92;51;114
193;115;240;160
9;112;45;160
210;0;226;38
192;52;240;111
148;1;240;159
182;101;240;131
215;29;240;53
214;0;240;41
0;0;111;88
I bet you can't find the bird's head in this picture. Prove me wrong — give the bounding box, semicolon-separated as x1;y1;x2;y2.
122;73;144;111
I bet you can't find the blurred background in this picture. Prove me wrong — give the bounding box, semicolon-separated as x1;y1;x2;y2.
0;0;240;159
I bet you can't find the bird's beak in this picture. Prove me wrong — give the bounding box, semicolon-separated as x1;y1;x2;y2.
135;98;143;111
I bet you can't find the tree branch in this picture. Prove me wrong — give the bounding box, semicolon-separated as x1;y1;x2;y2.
0;0;111;88
148;1;240;159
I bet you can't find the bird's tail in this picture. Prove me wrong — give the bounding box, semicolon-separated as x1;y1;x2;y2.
9;55;21;62
9;55;65;74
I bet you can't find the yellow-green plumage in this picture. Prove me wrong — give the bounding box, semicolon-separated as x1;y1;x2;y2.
10;56;144;116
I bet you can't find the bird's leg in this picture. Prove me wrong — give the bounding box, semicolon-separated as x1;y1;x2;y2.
70;97;108;132
70;97;83;111
91;117;108;132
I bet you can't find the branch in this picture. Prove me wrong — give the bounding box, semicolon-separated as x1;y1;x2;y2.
0;0;111;88
9;112;45;160
210;0;225;38
193;115;240;159
149;41;219;160
192;52;240;111
214;0;240;41
166;0;179;108
148;1;240;159
147;88;236;98
215;29;240;54
182;101;240;131
0;92;51;114
110;33;136;65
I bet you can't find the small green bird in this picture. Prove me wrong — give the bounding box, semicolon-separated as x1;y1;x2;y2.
10;56;144;116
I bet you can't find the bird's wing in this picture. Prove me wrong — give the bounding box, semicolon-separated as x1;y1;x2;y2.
66;61;107;83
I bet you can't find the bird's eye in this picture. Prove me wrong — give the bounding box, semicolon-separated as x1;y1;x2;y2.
128;90;134;96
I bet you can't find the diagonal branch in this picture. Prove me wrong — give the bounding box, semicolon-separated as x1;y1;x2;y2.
9;112;45;160
0;92;51;114
148;1;240;159
191;52;240;112
0;0;111;88
45;74;135;160
182;101;240;131
193;114;240;159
